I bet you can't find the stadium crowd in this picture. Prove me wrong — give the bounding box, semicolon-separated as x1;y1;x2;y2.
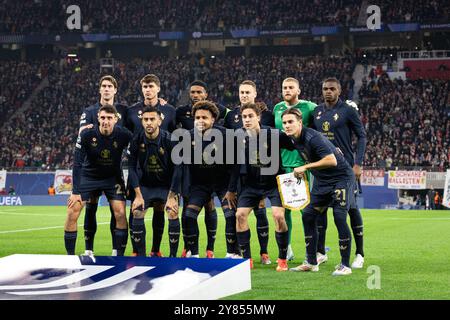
0;52;448;172
1;0;449;34
359;74;450;170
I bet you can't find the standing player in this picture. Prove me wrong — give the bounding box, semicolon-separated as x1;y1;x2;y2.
312;78;367;269
272;77;317;261
233;103;291;272
64;105;132;256
281;108;355;275
128;106;180;257
224;80;274;264
176;80;229;258
125;74;177;256
181;101;238;259
78;75;128;257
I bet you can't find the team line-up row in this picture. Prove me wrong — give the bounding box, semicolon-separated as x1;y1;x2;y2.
64;74;366;276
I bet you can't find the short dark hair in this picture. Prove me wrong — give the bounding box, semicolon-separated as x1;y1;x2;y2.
192;100;219;120
190;80;208;91
142;106;162;118
240;102;261;116
140;74;161;87
323;77;341;88
99;75;118;89
98;104;118;115
281;108;303;121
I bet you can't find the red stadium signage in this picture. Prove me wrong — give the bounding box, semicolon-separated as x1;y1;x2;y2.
387;170;427;190
361;170;385;186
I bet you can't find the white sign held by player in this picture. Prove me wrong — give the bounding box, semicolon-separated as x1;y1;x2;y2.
276;172;310;210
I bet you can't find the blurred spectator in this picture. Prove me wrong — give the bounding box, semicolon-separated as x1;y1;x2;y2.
48;184;56;195
8;185;16;195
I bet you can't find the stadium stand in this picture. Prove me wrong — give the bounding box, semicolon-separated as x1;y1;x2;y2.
2;0;449;34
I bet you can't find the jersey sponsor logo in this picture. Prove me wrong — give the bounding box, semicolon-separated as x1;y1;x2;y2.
101;149;111;159
333;113;339;121
322;121;330;132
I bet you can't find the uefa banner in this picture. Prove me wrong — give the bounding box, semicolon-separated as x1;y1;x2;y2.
0;170;6;189
388;170;427;189
361;169;385;186
54;170;73;194
443;169;450;208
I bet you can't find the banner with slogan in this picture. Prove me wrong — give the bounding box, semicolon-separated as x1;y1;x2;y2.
388;170;427;189
0;170;6;189
443;169;450;209
54;170;73;194
361;169;385;186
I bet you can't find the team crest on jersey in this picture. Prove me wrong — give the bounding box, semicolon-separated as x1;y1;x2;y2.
149;155;158;164
159;147;165;155
333;113;339;121
91;137;98;147
101;149;110;159
322;121;330;132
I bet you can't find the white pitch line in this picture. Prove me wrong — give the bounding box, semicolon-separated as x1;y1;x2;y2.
387;218;450;220
0;212;65;217
0;214;181;234
0;213;206;234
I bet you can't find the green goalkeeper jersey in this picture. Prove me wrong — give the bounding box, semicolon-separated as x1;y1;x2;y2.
273;99;317;167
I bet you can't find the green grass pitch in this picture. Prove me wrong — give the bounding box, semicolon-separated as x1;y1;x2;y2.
0;206;449;299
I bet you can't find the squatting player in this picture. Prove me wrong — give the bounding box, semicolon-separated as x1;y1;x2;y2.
281;108;355;276
176;80;229;258
125;74;176;256
312;77;366;269
232;103;291;272
224;80;274;264
181;101;238;258
78;75;128;257
272;77;317;261
127;106;180;257
64;105;133;256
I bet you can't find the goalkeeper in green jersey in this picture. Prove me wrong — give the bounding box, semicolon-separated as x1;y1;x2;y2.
272;77;317;261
